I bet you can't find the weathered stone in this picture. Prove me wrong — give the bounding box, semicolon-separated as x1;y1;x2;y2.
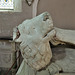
13;12;75;75
51;27;75;45
13;12;55;75
0;40;16;68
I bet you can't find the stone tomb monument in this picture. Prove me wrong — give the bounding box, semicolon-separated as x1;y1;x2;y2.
13;12;75;75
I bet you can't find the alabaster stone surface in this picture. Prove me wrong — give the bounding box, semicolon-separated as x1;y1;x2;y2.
13;12;75;75
13;12;56;71
51;27;75;46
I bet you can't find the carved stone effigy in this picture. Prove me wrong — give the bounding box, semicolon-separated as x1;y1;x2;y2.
51;27;75;46
13;12;75;75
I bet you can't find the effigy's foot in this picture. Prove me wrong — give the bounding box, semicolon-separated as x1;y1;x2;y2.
50;27;75;46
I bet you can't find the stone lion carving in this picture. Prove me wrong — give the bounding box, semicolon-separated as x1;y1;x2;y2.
13;12;75;75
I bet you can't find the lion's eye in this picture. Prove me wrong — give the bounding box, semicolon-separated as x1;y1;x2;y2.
43;15;49;21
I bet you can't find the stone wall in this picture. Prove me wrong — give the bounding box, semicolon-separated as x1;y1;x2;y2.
0;0;75;37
